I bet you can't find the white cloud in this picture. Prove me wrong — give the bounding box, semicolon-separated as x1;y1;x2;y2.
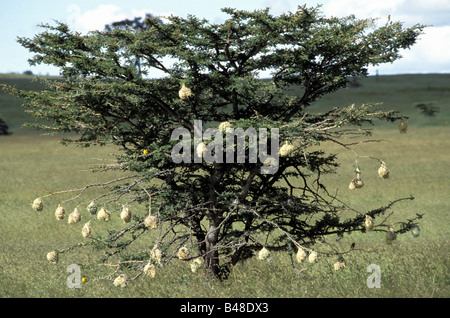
264;0;298;15
323;0;450;26
392;0;450;26
67;4;121;33
371;26;450;74
322;0;450;74
324;0;403;21
66;4;167;34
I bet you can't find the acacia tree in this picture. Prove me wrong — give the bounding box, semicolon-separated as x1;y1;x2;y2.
5;6;424;282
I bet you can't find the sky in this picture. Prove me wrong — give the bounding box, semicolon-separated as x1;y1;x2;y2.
1;0;449;76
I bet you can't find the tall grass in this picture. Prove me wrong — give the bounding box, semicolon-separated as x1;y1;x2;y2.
0;74;449;298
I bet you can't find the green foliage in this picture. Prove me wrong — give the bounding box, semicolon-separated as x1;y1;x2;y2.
2;5;426;281
0;117;9;135
416;102;439;117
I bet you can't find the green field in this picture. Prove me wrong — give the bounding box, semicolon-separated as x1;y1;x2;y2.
0;73;449;298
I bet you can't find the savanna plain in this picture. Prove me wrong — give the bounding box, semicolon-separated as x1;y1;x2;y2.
0;73;448;298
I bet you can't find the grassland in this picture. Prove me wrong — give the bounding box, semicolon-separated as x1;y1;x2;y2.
0;73;449;298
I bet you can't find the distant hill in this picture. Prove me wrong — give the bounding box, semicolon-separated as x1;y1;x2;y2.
0;73;59;135
1;73;449;135
307;73;450;128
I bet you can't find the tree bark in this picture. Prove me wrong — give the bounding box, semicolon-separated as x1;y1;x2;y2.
205;215;221;278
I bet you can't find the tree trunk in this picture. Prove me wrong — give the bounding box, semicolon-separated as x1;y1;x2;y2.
0;119;9;135
205;217;221;278
204;163;226;279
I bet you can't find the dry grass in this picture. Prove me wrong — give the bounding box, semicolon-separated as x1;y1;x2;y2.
0;74;449;298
